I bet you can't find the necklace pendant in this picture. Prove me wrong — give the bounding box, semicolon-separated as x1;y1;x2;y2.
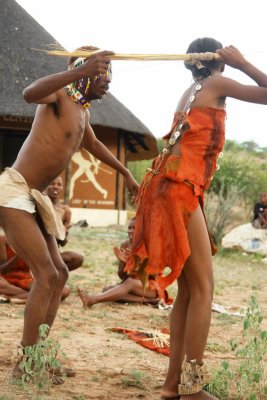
169;138;176;146
162;147;169;154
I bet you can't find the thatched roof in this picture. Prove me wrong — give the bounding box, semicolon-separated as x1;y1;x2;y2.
0;0;158;161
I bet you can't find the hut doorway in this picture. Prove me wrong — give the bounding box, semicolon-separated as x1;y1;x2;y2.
0;130;27;170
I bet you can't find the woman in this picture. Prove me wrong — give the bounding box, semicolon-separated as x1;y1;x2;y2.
125;38;267;399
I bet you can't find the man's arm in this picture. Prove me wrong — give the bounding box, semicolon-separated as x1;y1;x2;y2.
23;51;113;105
63;205;72;230
82;122;139;195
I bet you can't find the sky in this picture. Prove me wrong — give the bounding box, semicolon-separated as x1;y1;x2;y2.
16;0;267;147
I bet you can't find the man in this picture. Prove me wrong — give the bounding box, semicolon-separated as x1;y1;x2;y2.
0;227;29;303
0;225;70;304
252;192;267;228
78;217;173;306
0;46;139;378
46;176;84;271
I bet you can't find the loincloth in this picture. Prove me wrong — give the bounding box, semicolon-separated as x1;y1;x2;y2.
0;168;65;240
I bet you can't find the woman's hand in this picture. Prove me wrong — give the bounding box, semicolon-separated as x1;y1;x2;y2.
217;45;249;70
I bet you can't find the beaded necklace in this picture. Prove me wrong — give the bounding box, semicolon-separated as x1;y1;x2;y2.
147;79;205;175
65;85;91;109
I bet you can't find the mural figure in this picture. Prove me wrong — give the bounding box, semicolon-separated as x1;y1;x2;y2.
70;150;112;200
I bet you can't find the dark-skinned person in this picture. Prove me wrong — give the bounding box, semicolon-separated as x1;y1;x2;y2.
0;45;139;381
125;38;267;400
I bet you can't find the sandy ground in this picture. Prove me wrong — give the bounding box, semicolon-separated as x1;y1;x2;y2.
0;226;266;400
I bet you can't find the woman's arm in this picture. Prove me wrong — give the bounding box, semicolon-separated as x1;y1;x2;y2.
218;46;267;87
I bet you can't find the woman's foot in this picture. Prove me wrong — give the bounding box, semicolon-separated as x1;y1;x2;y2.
77;288;94;308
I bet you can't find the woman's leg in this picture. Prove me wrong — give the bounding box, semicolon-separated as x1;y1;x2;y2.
162;272;189;399
181;205;217;399
162;204;215;399
183;205;213;363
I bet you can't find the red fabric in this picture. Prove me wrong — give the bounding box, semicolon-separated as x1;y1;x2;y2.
148;278;173;305
112;327;170;356
126;107;226;290
3;245;33;290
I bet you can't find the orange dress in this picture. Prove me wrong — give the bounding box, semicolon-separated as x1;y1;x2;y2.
3;245;33;290
125;107;226;290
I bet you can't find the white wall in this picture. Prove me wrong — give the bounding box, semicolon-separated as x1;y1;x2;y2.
70;208;127;227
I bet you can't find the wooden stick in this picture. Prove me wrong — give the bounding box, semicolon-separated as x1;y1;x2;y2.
33;48;222;61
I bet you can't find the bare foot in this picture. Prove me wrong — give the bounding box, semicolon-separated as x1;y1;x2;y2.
12;361;23;380
77;288;94;308
12;360;75;385
49;365;75;378
181;390;219;399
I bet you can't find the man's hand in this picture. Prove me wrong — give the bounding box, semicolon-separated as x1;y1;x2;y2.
124;171;140;202
114;247;130;264
78;51;114;79
217;46;249;70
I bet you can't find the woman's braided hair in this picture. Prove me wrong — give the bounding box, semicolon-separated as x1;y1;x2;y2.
184;37;224;80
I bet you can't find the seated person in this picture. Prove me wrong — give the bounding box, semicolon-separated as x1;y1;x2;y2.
46;176;84;271
252;192;267;229
0;226;70;303
78;217;172;307
0;177;84;303
0;227;29;303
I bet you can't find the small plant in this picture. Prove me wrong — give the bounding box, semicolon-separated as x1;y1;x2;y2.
206;360;233;399
122;369;146;389
207;296;267;399
19;324;66;393
234;296;267;399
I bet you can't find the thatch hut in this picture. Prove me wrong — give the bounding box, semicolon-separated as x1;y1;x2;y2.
0;0;158;225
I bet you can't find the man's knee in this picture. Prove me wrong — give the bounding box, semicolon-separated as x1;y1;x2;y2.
62;251;84;271
57;262;69;284
76;252;84;268
70;252;84;270
37;267;59;291
61;284;70;300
